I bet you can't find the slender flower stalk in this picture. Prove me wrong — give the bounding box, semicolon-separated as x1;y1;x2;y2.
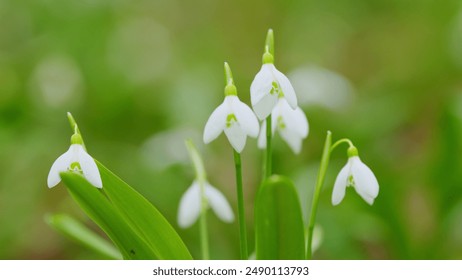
185;140;209;259
199;181;209;260
306;131;379;259
223;63;249;259
251;29;300;179
203;63;255;258
265;116;272;179
233;150;248;259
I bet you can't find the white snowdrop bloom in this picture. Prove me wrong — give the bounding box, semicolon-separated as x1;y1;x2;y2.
47;140;102;189
332;150;379;206
250;63;298;120
177;181;235;228
258;98;309;154
203;95;259;153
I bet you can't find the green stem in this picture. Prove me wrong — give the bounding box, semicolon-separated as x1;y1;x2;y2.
199;179;210;260
265;116;272;179
234;151;248;259
330;138;354;153
307;131;332;259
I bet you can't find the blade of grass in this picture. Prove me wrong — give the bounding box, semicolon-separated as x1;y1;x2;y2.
46;213;122;260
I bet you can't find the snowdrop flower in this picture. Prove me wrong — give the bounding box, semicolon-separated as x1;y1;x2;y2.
258;97;309;154
250;29;297;120
47;132;102;189
332;147;379;205
177;181;234;228
203;62;259;153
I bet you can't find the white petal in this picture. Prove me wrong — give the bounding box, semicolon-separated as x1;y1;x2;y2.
47;147;73;188
351;157;379;205
230;96;259;138
203;102;228;144
270;105;279;134
78;145;103;188
177;182;201;228
332;162;350;206
278;99;308;138
252;93;277;120
205;183;234;223
279;128;303;154
224;124;247;153
257;120;267;149
293;107;309;137
250;64;274;107
273;66;297;109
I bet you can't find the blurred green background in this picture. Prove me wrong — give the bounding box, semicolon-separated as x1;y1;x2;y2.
1;0;462;259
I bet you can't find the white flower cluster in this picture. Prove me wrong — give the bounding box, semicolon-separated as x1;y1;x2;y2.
204;60;308;154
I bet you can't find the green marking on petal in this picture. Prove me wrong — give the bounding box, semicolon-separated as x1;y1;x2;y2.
270;81;284;97
347;175;355;187
270;81;280;96
70;162;82;173
226;114;237;128
277;115;286;129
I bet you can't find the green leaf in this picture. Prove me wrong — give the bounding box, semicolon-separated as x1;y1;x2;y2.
96;161;192;260
46;213;122;260
255;175;305;260
61;172;157;259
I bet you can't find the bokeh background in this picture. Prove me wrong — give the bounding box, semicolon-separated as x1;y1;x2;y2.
1;0;462;259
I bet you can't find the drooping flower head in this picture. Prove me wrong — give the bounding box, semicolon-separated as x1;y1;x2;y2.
203;62;259;153
250;29;297;120
332;146;379;205
47;114;102;188
178;140;235;228
177;180;234;228
258;97;309;154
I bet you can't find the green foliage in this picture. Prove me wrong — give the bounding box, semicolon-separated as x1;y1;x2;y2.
61;172;157;259
96;161;192;260
60;161;192;260
255;175;305;260
46;213;122;260
2;0;462;260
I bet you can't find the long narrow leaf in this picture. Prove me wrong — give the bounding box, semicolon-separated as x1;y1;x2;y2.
61;172;157;259
96;161;192;260
255;175;305;260
46;213;122;260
